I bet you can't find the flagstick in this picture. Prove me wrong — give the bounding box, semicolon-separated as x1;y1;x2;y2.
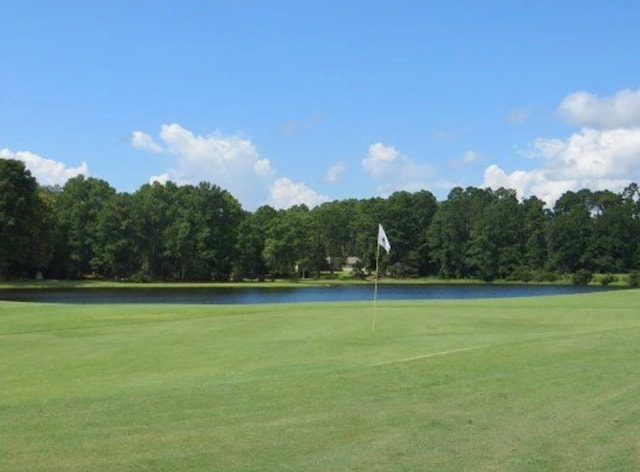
372;242;380;332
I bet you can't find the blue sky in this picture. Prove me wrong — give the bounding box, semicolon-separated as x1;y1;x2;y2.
2;1;640;209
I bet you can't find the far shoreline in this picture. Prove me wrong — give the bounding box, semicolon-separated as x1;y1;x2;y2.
0;273;633;290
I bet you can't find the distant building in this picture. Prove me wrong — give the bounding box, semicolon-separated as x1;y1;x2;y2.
343;256;361;272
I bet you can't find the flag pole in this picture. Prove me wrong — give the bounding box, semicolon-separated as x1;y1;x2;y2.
373;223;390;333
373;240;380;332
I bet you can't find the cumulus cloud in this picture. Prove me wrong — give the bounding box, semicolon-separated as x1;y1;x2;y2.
534;128;640;179
483;127;640;205
158;124;264;166
131;131;163;153
0;148;88;186
362;142;434;195
483;165;567;206
134;123;274;207
324;161;346;184
268;177;330;209
133;123;331;209
558;87;640;129
482;86;640;205
254;158;273;178
363;142;400;179
149;172;170;185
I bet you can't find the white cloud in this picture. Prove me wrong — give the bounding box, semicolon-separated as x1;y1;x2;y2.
149;172;170;185
132;123;333;209
362;142;434;195
253;158;273;177
363;142;401;175
462;150;481;164
0;148;88;186
534;128;640;180
325;161;346;184
449;150;482;168
131;131;163;153
558;87;640;129
134;123;275;208
268;177;330;209
483;127;640;205
483;165;567;205
483;86;640;205
158;124;262;165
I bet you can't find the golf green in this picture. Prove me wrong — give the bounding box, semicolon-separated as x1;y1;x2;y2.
1;290;639;471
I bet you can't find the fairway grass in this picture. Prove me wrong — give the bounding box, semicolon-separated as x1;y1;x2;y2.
1;291;639;471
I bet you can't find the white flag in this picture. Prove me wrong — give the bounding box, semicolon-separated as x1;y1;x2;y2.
377;224;391;254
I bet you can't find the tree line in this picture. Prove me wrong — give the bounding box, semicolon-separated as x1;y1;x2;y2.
2;158;640;282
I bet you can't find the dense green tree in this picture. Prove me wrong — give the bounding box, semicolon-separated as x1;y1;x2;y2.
134;181;243;281
0;159;41;278
621;183;640;269
382;190;439;277
38;185;69;279
584;190;626;272
32;187;60;277
347;198;386;274
547;190;593;273
93;193;141;279
427;187;493;278
263;205;316;278
521;196;549;271
55;175;116;277
466;188;522;280
188;182;243;280
161;185;214;280
235;205;277;280
133;182;176;279
312;200;352;273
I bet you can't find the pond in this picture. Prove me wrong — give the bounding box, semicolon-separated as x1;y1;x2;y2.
0;284;622;305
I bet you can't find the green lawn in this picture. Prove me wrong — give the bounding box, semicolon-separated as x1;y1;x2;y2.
1;290;639;471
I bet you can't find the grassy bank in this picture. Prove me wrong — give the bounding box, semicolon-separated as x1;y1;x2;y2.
0;277;482;290
2;291;640;470
0;272;632;290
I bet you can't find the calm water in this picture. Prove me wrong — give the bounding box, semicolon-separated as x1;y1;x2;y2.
0;284;621;304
